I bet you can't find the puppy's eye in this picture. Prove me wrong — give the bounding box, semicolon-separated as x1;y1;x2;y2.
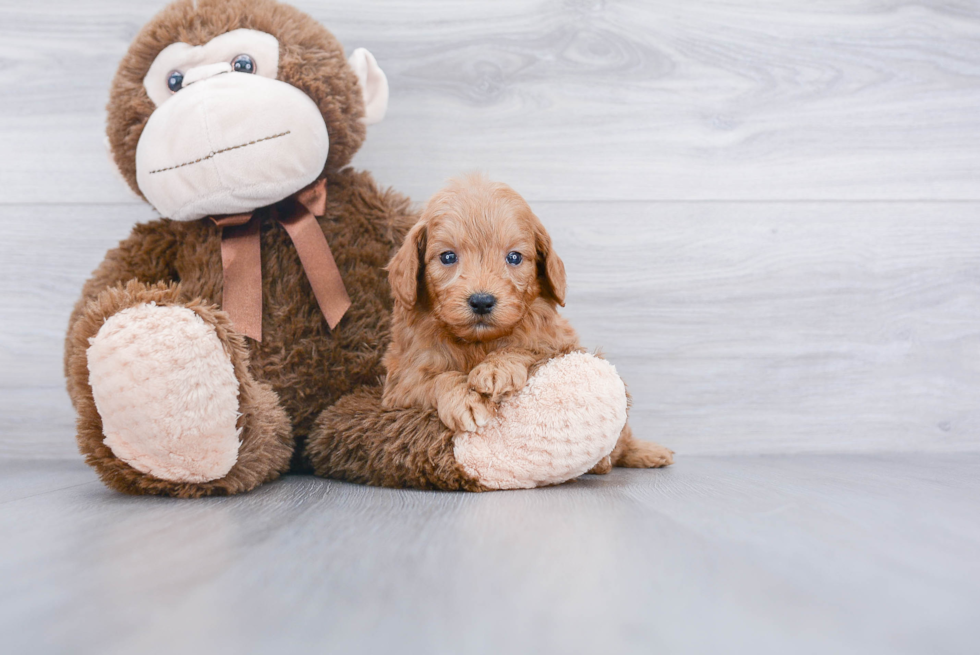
232;54;256;74
506;251;523;266
439;251;458;265
167;70;184;93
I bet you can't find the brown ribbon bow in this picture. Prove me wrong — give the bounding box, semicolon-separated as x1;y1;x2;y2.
210;178;351;341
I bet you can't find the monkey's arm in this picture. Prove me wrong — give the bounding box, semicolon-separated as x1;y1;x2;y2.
307;386;487;491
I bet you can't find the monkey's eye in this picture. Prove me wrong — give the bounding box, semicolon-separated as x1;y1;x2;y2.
232;54;256;74
167;70;183;93
506;251;523;266
439;251;457;265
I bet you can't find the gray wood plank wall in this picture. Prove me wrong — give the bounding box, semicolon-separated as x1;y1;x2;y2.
2;0;979;458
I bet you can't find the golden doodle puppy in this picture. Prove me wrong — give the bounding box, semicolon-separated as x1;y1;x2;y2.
382;174;673;472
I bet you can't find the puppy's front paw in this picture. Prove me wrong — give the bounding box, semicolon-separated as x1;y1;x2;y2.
469;359;529;403
438;386;495;433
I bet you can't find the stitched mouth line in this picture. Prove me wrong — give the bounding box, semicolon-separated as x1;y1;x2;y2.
148;130;291;174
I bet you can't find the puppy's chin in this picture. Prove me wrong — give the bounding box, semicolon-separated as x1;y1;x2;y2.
445;317;517;343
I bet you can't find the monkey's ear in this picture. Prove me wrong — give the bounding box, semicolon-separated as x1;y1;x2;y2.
348;48;389;125
386;220;428;309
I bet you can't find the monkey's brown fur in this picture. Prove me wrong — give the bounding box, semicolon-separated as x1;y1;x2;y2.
307;387;485;492
66;0;467;496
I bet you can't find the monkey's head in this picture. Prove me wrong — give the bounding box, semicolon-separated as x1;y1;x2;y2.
106;0;388;221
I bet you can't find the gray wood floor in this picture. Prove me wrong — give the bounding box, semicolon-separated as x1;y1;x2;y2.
2;0;980;653
3;455;978;655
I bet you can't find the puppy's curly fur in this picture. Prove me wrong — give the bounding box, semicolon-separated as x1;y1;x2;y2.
382;175;673;471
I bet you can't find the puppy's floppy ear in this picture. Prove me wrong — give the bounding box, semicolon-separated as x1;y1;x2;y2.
387;220;428;309
531;214;567;307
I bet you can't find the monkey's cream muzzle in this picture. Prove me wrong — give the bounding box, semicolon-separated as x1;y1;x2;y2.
135;72;329;222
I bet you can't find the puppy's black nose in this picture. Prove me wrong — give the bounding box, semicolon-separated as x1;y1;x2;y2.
468;293;496;315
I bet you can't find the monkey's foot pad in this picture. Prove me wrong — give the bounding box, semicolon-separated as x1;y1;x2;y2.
86;303;242;483
454;352;627;490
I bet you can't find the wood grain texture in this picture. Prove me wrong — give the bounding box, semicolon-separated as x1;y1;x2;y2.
4;202;979;457
2;0;980;203
1;455;977;654
544;201;980;454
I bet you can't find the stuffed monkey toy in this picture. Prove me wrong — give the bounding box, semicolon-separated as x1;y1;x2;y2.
66;0;634;497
